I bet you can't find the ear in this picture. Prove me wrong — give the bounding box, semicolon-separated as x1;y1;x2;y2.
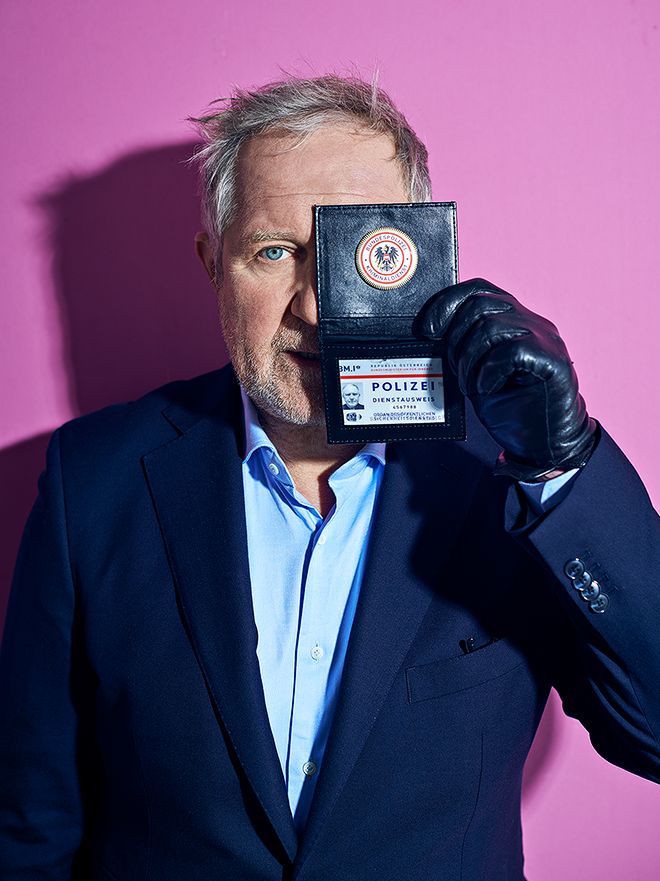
194;232;219;287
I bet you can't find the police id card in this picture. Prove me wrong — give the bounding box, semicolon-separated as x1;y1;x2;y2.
316;201;466;444
338;356;445;426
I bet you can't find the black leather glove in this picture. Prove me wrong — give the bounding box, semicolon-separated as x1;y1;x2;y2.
417;278;597;481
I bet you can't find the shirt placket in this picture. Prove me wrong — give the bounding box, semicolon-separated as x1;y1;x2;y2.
286;516;333;813
286;461;369;816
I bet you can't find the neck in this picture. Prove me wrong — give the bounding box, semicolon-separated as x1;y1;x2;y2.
257;411;362;517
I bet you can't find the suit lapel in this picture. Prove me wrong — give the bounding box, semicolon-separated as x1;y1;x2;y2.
295;438;486;872
142;380;298;862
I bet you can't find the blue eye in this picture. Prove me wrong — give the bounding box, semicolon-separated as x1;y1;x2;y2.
261;246;287;261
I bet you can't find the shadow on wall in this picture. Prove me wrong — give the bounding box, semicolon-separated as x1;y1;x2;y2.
1;142;229;624
40;140;228;416
0;140;561;802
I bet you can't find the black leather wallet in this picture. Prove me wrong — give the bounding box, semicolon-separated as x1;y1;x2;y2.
315;202;465;444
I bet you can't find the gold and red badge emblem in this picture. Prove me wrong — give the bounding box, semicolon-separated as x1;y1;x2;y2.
355;227;418;290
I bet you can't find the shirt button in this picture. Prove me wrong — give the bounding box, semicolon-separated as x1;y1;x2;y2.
317;532;327;545
310;645;324;661
268;462;279;476
303;761;317;777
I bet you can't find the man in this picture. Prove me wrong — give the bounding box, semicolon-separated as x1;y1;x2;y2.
0;75;658;880
341;384;364;410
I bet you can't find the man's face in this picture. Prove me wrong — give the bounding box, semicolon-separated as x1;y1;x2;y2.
342;385;361;408
203;123;409;427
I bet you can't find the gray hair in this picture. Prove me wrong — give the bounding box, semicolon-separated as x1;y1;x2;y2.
188;74;432;254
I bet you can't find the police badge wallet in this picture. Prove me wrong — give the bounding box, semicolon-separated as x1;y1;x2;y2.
315;202;465;444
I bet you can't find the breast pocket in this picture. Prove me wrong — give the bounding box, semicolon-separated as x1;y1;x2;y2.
406;638;528;703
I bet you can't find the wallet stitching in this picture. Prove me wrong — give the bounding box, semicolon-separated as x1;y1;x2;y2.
317;201;456;213
325;342;436;353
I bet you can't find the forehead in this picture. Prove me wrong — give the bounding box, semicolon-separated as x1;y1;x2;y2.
231;123;408;233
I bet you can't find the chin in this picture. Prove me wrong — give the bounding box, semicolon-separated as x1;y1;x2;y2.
262;394;326;428
231;347;328;427
239;374;326;428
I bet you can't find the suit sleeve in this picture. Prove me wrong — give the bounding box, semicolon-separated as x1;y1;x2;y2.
0;429;96;878
505;426;660;783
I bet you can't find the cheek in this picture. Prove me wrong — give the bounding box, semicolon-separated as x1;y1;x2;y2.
218;277;288;348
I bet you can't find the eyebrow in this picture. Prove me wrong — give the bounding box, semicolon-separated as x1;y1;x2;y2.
242;229;299;246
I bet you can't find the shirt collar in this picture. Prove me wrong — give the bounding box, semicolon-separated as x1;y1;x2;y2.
240;387;386;467
241;387;278;464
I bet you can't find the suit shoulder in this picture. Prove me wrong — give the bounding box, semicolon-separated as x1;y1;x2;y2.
55;366;235;465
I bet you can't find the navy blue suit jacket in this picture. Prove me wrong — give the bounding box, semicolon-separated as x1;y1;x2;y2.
1;365;659;880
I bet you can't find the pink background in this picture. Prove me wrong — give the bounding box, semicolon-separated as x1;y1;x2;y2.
1;0;658;876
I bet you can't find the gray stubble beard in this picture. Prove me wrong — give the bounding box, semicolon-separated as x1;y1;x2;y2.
224;334;326;428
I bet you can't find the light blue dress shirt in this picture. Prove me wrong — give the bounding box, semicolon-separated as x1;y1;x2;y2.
240;389;577;831
241;390;386;831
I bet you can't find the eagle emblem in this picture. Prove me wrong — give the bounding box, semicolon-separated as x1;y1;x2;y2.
355;226;418;290
373;244;400;272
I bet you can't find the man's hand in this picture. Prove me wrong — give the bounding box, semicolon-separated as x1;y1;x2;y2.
418;278;597;481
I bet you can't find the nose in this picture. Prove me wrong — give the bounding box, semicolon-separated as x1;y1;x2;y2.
290;261;319;327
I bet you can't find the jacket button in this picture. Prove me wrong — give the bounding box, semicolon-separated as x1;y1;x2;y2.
303;761;317;777
564;559;585;580
589;594;610;613
579;580;601;601
572;570;593;591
